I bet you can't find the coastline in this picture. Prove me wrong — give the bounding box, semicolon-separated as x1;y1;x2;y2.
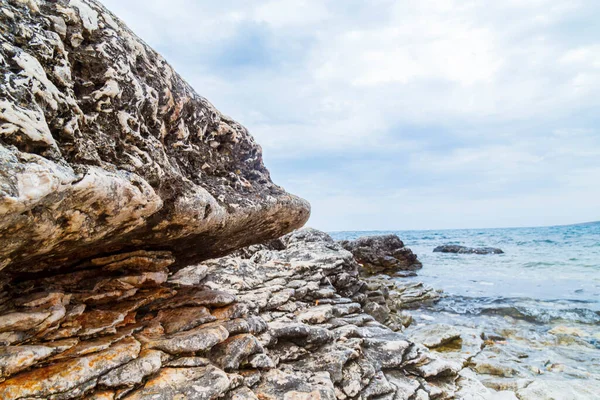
0;0;597;398
335;228;600;399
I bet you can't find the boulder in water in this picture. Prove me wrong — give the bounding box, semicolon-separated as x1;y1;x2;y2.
433;245;504;254
339;234;422;275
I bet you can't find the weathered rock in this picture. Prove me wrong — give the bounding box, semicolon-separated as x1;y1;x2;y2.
339;234;422;274
98;349;164;388
516;379;600;400
124;365;230;400
0;337;140;399
211;334;264;371
407;323;462;349
155;306;216;334
253;369;336;400
433;245;504;254
0;0;309;276
0;339;78;378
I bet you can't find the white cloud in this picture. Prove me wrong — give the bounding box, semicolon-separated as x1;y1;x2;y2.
100;0;600;229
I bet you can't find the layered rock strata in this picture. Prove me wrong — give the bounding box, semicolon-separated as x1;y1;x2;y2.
0;229;466;399
0;0;309;275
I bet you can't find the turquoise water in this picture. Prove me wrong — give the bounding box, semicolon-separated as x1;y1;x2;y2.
330;222;600;324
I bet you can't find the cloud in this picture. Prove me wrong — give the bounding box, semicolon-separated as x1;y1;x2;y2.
101;0;600;230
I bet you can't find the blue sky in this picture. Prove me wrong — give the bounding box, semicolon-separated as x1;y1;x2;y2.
102;0;600;231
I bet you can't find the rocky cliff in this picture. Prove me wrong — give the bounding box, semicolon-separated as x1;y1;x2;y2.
0;0;309;275
0;1;519;399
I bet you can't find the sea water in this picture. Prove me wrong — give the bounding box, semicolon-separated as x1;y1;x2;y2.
330;221;600;325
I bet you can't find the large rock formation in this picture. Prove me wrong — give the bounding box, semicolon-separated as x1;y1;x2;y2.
0;228;470;399
339;235;423;276
0;0;309;275
0;1;535;399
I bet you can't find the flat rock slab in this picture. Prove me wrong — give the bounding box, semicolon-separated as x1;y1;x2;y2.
407;323;462;349
123;365;230;400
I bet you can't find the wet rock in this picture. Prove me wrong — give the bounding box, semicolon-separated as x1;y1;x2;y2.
339;234;422;274
434;245;504;254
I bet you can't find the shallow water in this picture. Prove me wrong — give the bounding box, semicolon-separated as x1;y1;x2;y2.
330;222;600;324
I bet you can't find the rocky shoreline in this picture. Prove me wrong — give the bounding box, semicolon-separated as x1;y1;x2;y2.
0;228;504;399
0;0;597;398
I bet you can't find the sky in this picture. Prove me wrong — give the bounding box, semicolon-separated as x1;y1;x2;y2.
101;0;600;231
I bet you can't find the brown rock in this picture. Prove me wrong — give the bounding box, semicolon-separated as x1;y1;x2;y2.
0;337;140;399
123;365;230;400
155;306;216;334
0;0;309;276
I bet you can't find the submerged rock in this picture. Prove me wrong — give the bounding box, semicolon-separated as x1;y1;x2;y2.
434;244;504;254
339;234;422;275
0;0;309;275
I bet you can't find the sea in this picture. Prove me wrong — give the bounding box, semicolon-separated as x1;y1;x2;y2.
330;221;600;326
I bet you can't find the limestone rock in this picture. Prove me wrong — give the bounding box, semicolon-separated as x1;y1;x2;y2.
0;337;140;399
0;0;309;275
339;234;423;274
141;324;229;354
407;323;462;349
124;365;230;400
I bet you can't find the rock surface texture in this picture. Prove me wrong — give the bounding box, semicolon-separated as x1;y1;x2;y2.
0;0;309;274
433;245;504;255
0;228;477;399
339;235;423;275
0;1;573;399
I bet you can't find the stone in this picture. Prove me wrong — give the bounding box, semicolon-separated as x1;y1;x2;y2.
123;365;230;400
142;324;229;354
339;234;422;274
362;337;411;369
150;289;236;310
407;323;462;349
98;349;164;388
254;369;336;400
0;337;140;399
0;339;78;378
0;0;309;276
74;309;126;336
292;344;359;383
516;379;600;400
0;310;53;333
210;333;264;371
227;387;259;400
433;245;504;254
247;353;276;369
155;306;216;334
